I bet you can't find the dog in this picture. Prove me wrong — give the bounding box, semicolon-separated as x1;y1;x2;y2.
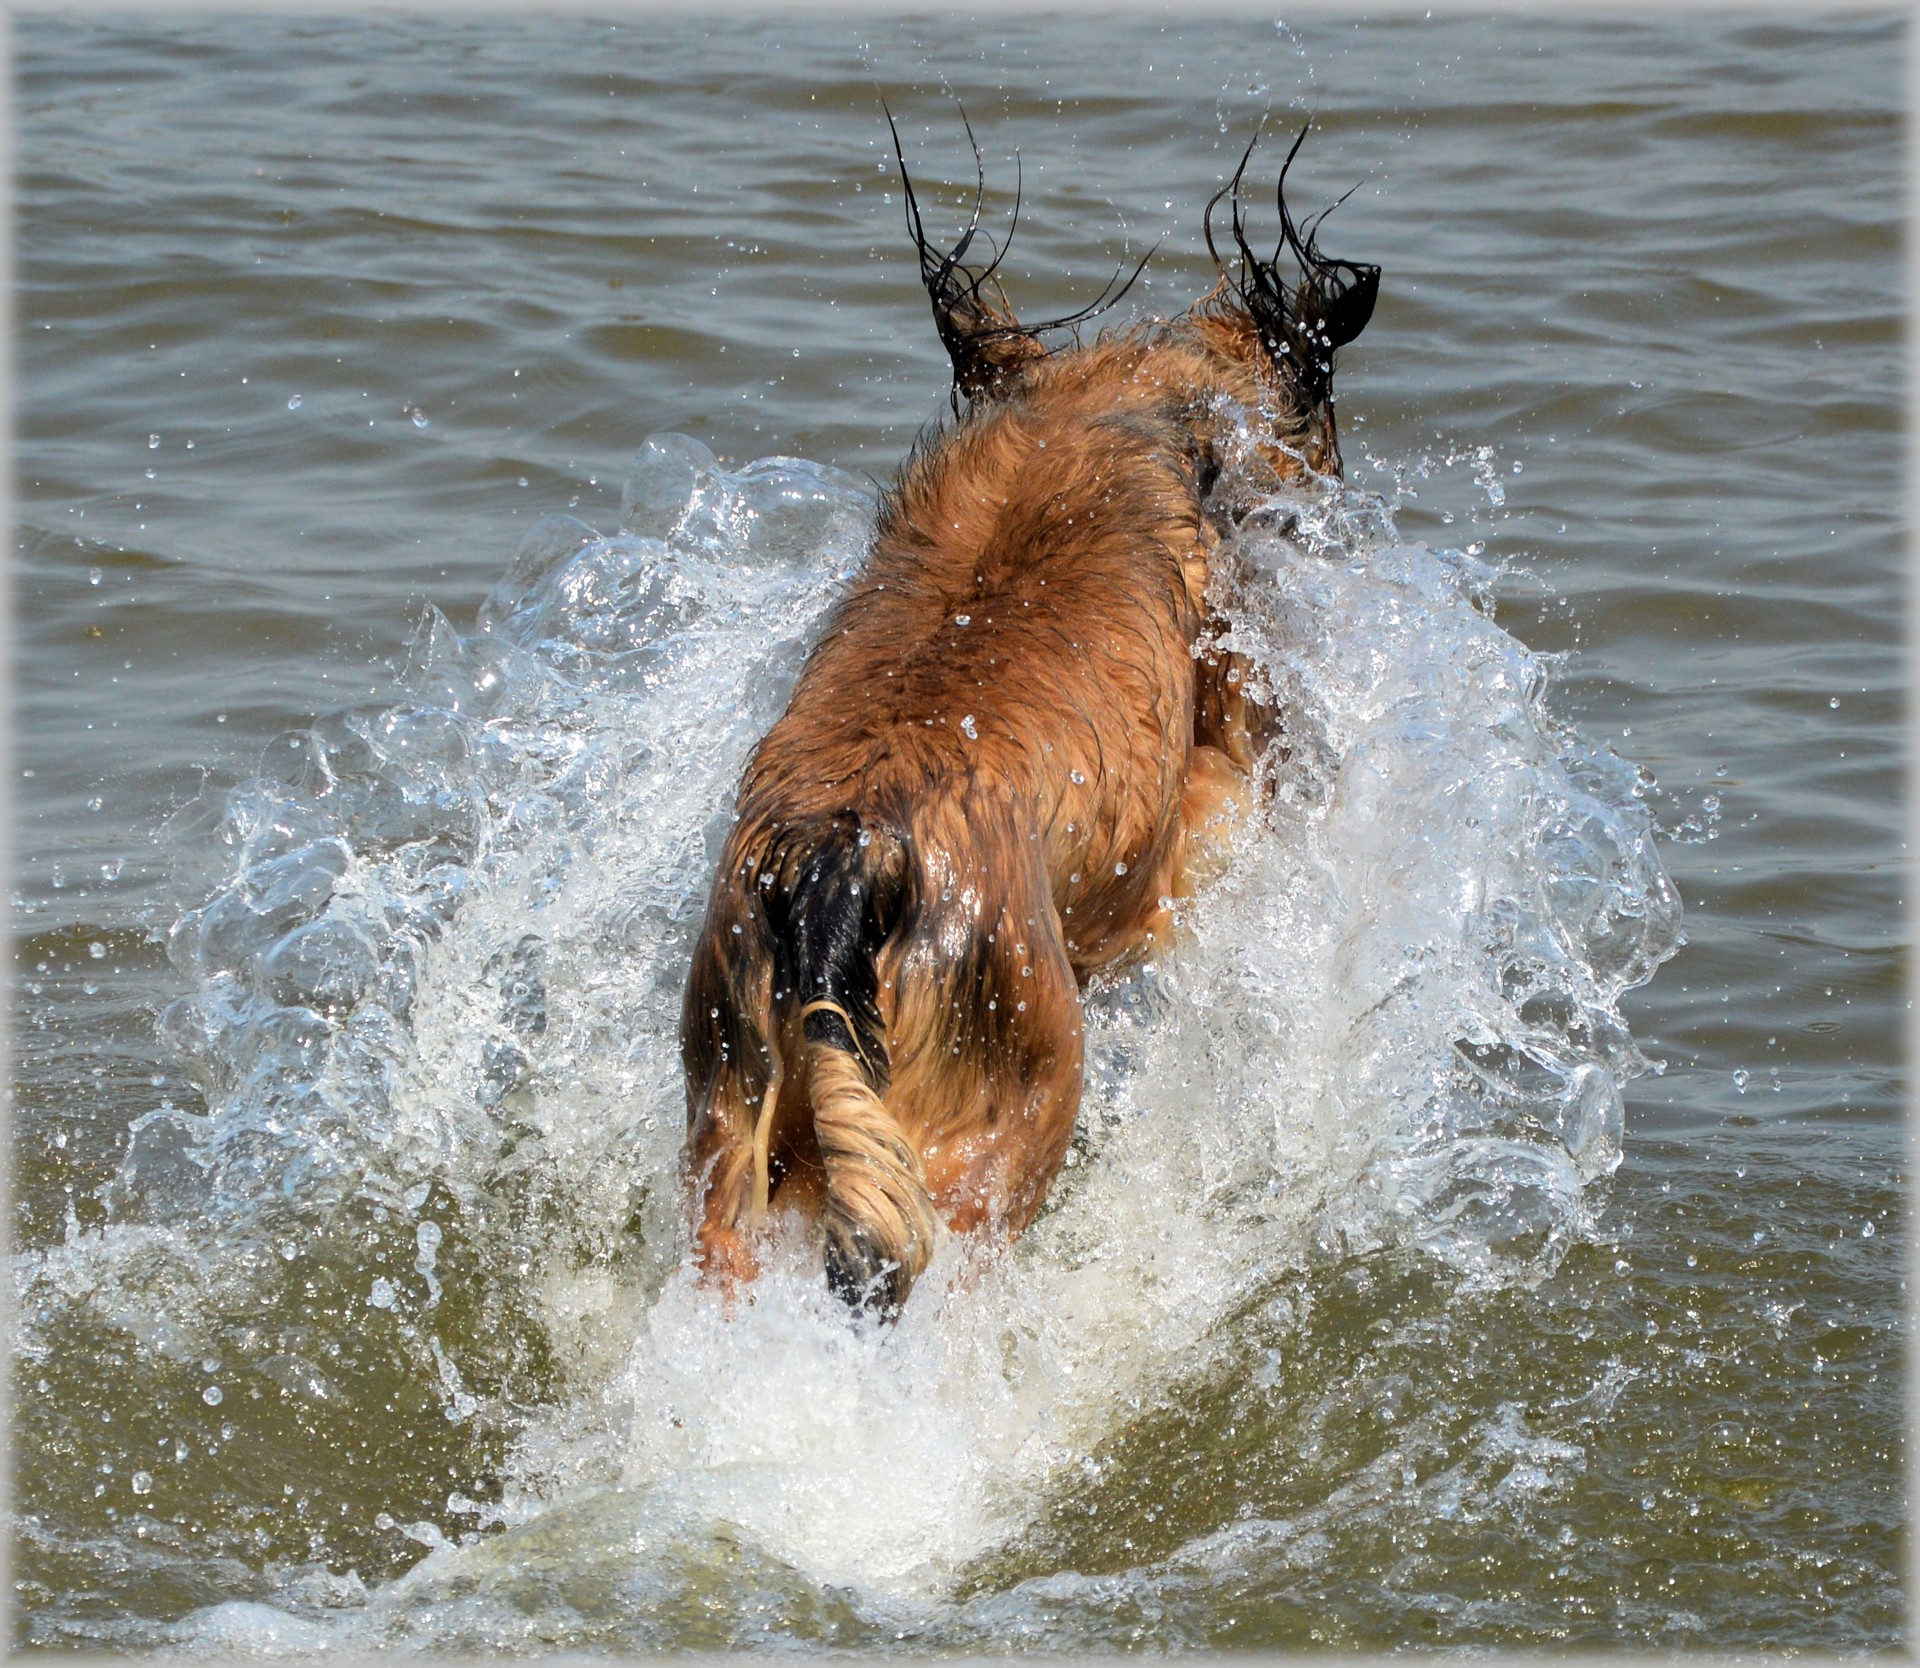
679;121;1378;1315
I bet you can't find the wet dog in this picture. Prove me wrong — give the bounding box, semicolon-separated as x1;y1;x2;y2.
679;122;1377;1314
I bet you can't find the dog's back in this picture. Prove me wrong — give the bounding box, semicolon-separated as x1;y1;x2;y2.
680;126;1377;1313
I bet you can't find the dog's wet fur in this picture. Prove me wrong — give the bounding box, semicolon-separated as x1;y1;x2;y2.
680;120;1378;1316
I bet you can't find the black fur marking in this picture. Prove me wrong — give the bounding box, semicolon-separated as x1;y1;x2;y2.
762;813;907;1093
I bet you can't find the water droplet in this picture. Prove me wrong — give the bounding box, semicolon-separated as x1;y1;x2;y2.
369;1277;397;1309
1862;1221;1876;1238
1114;861;1128;876
411;409;430;429
131;1471;153;1495
1829;696;1840;709
202;1385;223;1406
286;395;302;410
960;714;978;740
88;568;102;586
147;434;160;449
1732;1068;1748;1093
955;614;971;626
1069;769;1086;785
87;941;105;960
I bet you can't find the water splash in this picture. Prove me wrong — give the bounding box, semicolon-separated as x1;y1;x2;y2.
20;429;1679;1647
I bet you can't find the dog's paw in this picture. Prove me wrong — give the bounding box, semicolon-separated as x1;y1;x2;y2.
823;1220;907;1319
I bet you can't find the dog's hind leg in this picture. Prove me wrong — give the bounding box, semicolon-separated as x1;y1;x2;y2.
680;906;779;1290
885;817;1086;1247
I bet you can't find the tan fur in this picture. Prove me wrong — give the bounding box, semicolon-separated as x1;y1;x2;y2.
678;197;1365;1310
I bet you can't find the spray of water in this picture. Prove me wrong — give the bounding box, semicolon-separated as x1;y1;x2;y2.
18;428;1679;1647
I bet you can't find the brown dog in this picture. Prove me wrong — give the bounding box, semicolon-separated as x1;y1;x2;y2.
679;123;1378;1314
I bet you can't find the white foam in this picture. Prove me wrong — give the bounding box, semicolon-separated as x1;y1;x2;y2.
31;430;1678;1645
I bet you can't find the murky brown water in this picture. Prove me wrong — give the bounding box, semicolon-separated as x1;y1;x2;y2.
13;12;1905;1652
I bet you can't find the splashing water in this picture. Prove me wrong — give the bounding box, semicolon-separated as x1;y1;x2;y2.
20;429;1679;1648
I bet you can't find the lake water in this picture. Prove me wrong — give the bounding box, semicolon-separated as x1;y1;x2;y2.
12;12;1905;1653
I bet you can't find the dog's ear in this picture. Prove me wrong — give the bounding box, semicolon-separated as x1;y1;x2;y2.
1205;121;1380;427
886;104;1151;410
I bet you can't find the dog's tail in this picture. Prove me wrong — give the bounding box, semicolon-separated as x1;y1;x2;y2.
761;812;937;1314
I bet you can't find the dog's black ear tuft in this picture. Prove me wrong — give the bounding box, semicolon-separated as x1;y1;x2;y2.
1205;120;1381;436
886;102;1153;410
